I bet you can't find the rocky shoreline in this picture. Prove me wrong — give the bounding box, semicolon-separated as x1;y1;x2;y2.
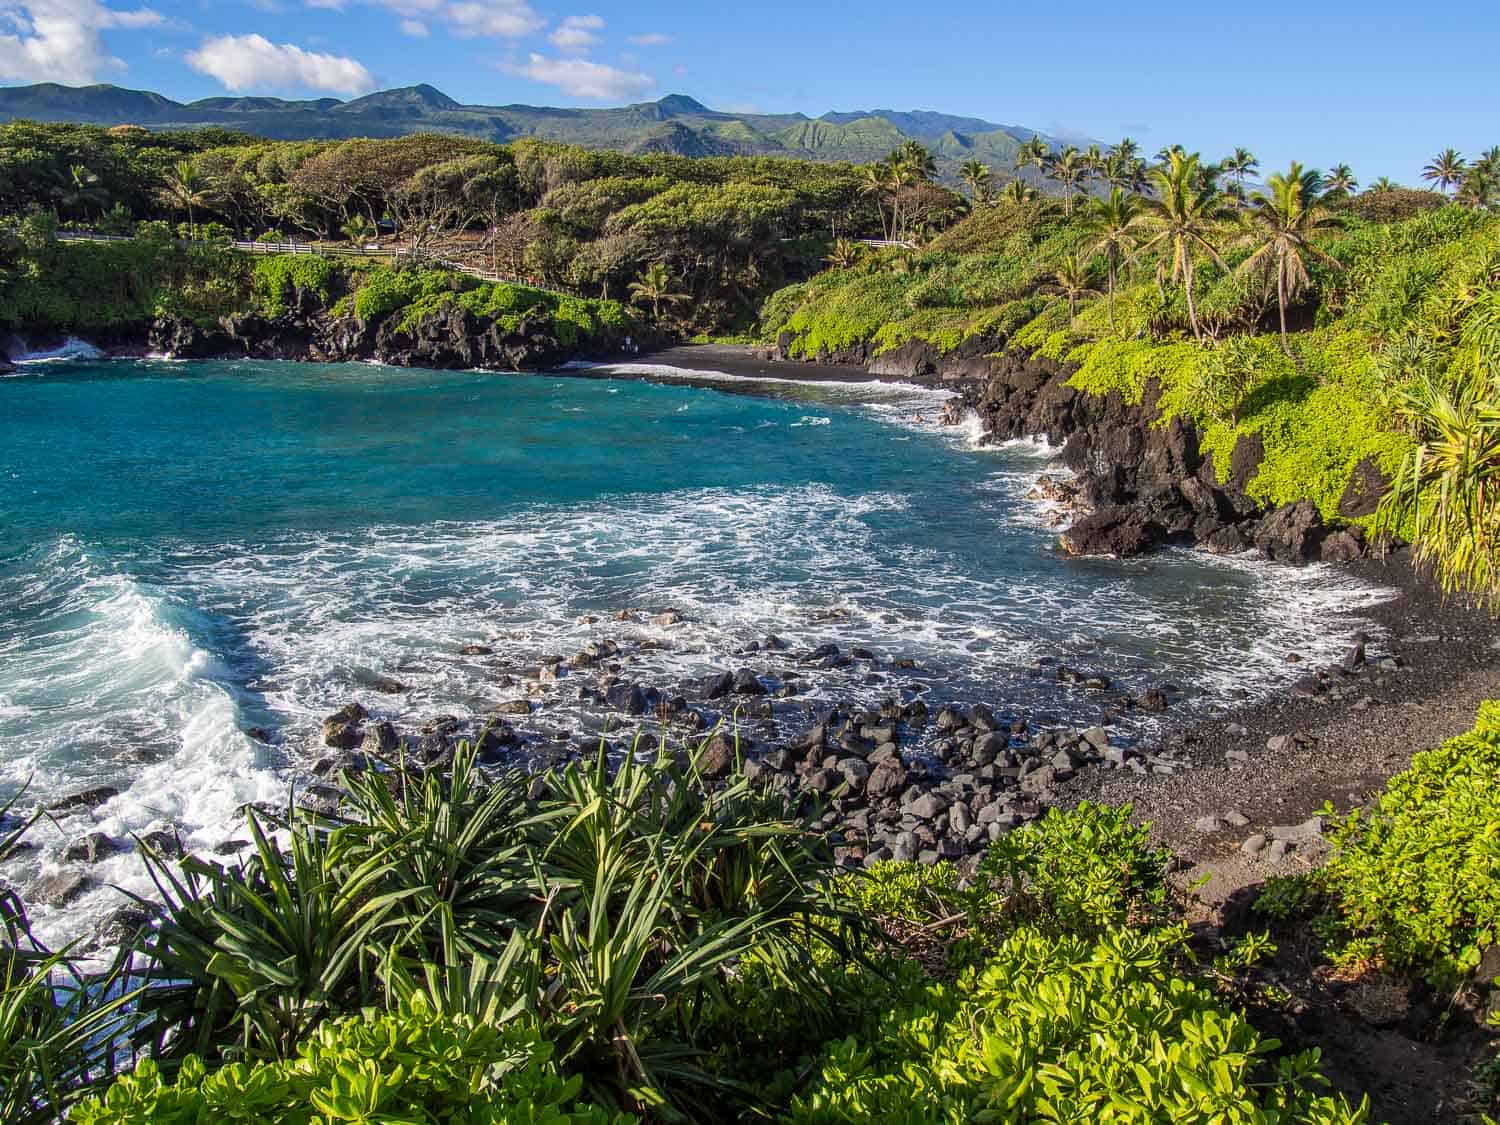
7;337;1494;976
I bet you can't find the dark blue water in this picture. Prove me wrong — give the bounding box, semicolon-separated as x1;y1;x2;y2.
0;358;1385;943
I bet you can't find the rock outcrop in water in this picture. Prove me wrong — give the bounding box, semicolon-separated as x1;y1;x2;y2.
770;331;1380;563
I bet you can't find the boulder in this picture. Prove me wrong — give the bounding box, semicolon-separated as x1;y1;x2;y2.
1319;526;1366;563
35;871;94;907
1338;457;1390;519
46;786;119;813
322;703;368;749
360;720;400;755
731;668;768;696
696;733;739;780
63;831;123;864
1057;505;1167;558
604;681;648;715
700;671;735;700
1253;500;1324;563
865;760;907;799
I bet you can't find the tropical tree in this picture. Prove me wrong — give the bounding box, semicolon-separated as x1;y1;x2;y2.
1105;152;1149;194
1423;149;1467;194
1082;144;1107;178
1085;188;1144;332
826;236;862;269
860;161;893;241
341;213;374;245
959;159;993;204
1046;146;1088;212
1042;252;1102;320
1000;180;1038;204
158;158;206;239
1325;163;1358;197
1222;147;1259;197
1112;137;1141;165
1238;162;1341;354
60;163;104;221
1380;361;1500;603
1458;165;1497;211
1135;150;1232;343
1015;134;1050;175
628;261;688;321
895;140;937;182
1369;176;1398;193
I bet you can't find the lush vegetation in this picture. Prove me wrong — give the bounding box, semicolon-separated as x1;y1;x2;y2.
762;146;1500;599
0;213;635;349
0;121;930;335
1257;701;1500;989
3;737;1374;1125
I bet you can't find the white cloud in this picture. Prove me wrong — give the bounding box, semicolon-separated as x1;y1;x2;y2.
399;17;427;36
550;13;601;52
446;0;541;38
627;32;670;46
186;33;376;95
0;0;163;84
511;52;653;99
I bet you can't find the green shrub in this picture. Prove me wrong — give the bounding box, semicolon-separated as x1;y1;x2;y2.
250;254;338;317
1321;702;1500;985
350;266;461;322
789;924;1366;1123
72;999;627;1125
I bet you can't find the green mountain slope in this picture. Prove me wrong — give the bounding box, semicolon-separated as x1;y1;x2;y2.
0;82;1078;177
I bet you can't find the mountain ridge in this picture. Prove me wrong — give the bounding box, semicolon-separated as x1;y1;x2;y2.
0;81;1076;173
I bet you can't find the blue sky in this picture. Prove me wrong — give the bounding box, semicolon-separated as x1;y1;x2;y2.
0;0;1495;183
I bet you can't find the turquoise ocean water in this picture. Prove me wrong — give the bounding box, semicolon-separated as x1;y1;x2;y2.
0;357;1387;943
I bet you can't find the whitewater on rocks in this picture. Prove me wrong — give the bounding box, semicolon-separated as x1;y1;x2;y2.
0;352;1401;951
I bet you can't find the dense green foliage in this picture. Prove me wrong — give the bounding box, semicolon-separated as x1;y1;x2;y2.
72;1000;624;1125
763;174;1500;587
0;122;916;334
1318;702;1500;985
0;225;636;346
0;214;249;329
5;751;1375;1124
790;926;1358;1123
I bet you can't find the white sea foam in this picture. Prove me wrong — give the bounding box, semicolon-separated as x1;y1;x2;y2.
0;370;1398;949
14;336;105;363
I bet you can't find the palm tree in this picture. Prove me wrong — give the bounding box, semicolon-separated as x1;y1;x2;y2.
1423;149;1467;194
894;140;936;182
341;214;374;245
1369;176;1398;193
1042;252;1102;320
628;262;687;322
860;161;893;241
1047;146;1088;213
1325;163;1358;197
1000;180;1038;204
1015;134;1050;176
1457;165;1497;211
1223;147;1259;196
959;159;993;204
1135;150;1231;343
826;237;862;269
1085;188;1144;332
1238;162;1341;355
1082;144;1107;178
158;159;205;239
60;164;105;221
884;157;918;242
